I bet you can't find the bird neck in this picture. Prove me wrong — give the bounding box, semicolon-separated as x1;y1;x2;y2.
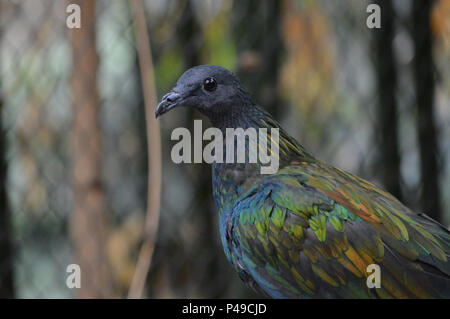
210;104;313;164
210;104;315;216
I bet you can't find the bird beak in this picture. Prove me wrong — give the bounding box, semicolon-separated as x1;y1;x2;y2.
155;91;182;118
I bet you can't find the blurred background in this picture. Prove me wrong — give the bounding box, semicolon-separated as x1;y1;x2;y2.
0;0;449;298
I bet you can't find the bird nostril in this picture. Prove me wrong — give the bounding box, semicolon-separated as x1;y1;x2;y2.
165;92;180;103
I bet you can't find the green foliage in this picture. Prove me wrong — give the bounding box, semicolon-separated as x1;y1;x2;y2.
203;9;236;71
155;50;183;92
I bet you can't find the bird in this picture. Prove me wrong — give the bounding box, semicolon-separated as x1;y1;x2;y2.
155;65;450;298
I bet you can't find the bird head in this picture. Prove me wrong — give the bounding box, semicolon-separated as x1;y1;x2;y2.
155;64;311;167
155;65;253;121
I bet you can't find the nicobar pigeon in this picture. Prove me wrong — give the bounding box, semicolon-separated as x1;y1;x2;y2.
155;65;450;298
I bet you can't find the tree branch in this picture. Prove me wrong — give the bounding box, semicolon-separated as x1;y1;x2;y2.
128;0;162;299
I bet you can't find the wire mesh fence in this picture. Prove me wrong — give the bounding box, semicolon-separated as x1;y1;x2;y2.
0;0;449;298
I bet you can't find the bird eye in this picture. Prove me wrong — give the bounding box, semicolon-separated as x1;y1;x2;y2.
203;77;217;92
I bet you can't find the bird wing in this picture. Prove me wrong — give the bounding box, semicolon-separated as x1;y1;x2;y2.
227;162;450;298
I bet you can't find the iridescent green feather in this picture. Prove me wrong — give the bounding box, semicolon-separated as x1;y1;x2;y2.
227;163;450;298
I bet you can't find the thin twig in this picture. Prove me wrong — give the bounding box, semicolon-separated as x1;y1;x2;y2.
128;0;162;299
